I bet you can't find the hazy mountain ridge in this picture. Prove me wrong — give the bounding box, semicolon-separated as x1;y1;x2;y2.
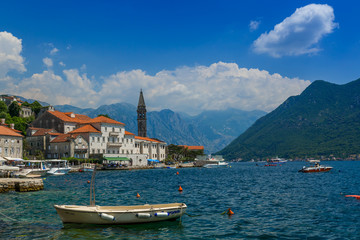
217;78;360;160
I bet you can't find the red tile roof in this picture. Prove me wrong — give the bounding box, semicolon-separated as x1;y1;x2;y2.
51;133;81;143
0;126;23;137
32;128;56;136
135;136;163;143
48;110;92;123
69;124;101;133
125;131;135;136
86;116;125;125
180;145;204;151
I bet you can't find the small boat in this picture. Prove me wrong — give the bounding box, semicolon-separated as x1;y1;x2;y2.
298;160;333;173
203;161;229;168
16;160;48;178
265;157;287;166
46;159;71;175
54;166;187;225
79;163;95;172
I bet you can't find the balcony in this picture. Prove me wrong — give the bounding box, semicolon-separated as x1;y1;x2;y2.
107;142;122;148
109;132;119;136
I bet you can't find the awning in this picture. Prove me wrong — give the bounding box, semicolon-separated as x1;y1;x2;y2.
4;157;24;161
147;159;160;163
0;156;6;162
104;157;130;161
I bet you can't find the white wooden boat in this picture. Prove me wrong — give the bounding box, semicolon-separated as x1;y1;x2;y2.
54;166;187;224
46;159;71;175
54;203;187;224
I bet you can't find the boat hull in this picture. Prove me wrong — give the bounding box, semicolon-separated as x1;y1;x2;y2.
299;166;333;173
54;203;187;224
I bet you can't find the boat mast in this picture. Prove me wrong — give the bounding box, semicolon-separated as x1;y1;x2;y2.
89;165;96;206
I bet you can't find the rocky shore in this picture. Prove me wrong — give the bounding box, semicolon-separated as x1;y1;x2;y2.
0;178;44;193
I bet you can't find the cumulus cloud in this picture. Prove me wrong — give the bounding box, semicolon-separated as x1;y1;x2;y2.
43;57;53;67
0;31;26;78
50;47;59;55
59;61;65;67
5;61;310;115
253;4;338;57
98;62;310;114
249;20;260;31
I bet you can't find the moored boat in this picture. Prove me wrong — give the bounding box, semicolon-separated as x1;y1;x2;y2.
16;160;48;178
54;203;187;224
265;157;287;166
203;161;229;168
54;166;187;225
298;160;333;173
46;159;71;175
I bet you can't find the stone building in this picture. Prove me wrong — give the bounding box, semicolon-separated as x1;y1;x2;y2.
25;127;61;157
0;125;23;159
48;133;89;159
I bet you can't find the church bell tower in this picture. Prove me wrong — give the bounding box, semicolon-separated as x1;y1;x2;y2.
137;89;147;137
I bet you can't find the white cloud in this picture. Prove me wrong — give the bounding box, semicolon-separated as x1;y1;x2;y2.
98;62;310;114
4;60;310;115
50;47;59;55
253;4;338;57
59;61;65;67
43;57;53;67
249;20;260;31
0;31;26;78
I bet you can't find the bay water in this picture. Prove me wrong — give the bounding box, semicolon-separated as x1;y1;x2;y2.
1;161;360;239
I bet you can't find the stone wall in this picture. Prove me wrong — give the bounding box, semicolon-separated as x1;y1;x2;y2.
0;178;44;193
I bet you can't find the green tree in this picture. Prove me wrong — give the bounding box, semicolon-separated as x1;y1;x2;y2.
0;101;7;113
8;101;20;117
30;101;42;115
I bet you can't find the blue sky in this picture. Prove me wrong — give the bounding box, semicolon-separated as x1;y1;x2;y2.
0;0;359;114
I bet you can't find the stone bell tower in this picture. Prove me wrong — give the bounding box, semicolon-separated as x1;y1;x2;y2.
137;89;147;137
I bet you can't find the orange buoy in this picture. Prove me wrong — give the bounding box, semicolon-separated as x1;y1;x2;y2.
345;195;360;199
136;193;140;198
87;180;90;184
178;185;183;192
227;208;234;215
176;171;179;175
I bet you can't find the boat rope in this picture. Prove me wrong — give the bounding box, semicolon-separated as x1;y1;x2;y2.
0;210;16;221
184;212;201;217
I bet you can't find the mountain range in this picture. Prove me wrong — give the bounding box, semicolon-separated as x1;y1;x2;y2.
54;103;265;153
217;78;360;160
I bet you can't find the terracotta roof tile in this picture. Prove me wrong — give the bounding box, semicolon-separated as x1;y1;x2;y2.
179;145;204;150
69;124;101;133
32;128;56;136
0;126;23;137
48;110;92;123
135;136;163;143
51;133;81;143
86;116;125;125
125;131;135;135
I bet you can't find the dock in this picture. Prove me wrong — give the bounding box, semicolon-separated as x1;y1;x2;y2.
0;178;44;193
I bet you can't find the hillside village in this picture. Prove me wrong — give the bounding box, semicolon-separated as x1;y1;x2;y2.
0;92;204;167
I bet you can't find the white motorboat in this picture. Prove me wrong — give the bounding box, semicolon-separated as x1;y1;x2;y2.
54;166;187;225
79;163;95;172
16;160;48;178
203;161;229;168
46;159;71;175
298;160;333;173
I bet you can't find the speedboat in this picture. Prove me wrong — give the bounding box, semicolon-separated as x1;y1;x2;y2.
298;160;333;173
46;159;71;175
203;161;229;168
265;157;287;166
54;166;187;225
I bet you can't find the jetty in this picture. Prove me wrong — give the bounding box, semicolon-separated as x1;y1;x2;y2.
0;178;44;193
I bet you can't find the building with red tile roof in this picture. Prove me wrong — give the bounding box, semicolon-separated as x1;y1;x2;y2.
179;145;205;151
0;125;23;159
49;133;89;159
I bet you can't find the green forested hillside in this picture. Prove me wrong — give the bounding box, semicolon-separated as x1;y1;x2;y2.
217;78;360;160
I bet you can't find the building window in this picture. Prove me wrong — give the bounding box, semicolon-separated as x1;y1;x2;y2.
79;138;82;143
97;137;100;142
103;137;105;142
105;127;107;132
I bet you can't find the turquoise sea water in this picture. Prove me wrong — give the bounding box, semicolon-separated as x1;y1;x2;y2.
1;161;360;239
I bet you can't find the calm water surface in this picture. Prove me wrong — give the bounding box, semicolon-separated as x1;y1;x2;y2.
1;161;360;239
